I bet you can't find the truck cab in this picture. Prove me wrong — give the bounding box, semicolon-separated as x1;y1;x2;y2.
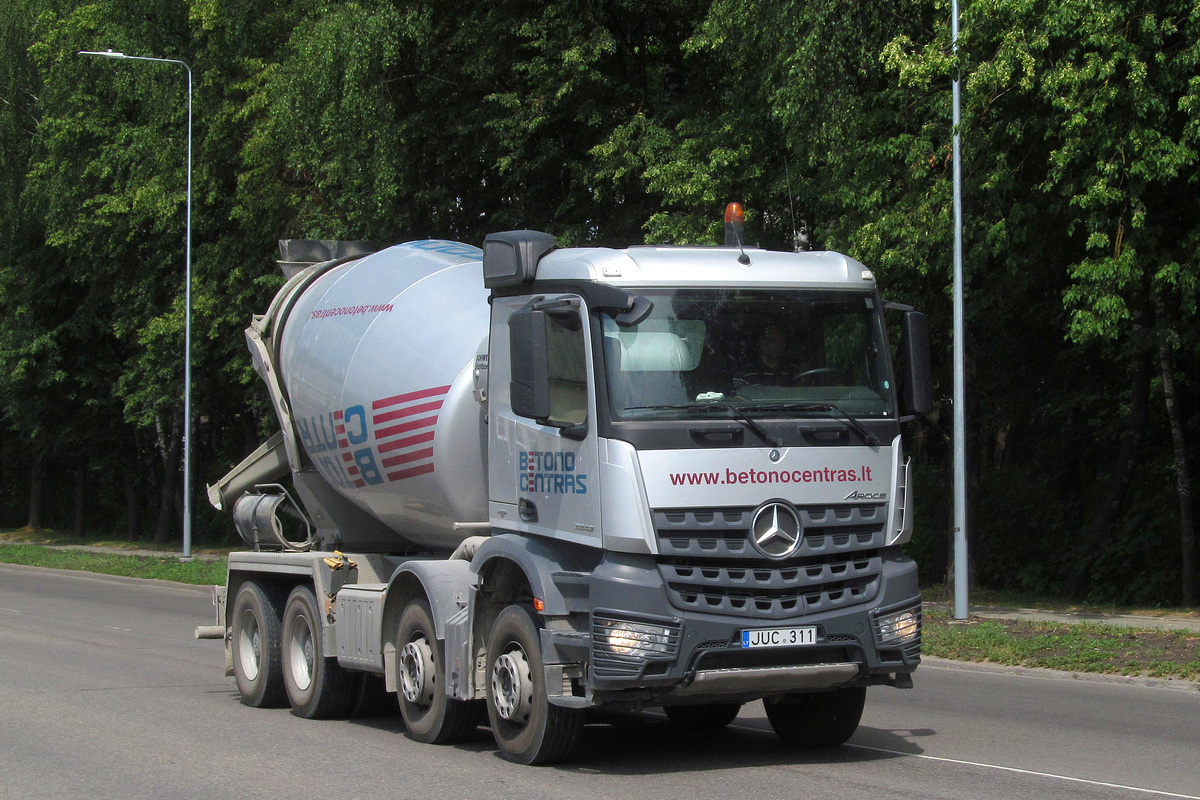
467;231;930;756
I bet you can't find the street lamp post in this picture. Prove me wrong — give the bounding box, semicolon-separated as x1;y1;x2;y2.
949;4;969;618
79;49;194;560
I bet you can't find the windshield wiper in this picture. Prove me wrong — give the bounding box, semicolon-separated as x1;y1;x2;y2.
746;402;881;448
622;403;782;448
715;404;782;448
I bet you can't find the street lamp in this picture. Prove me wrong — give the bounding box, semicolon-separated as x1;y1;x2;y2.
949;4;969;618
79;49;194;560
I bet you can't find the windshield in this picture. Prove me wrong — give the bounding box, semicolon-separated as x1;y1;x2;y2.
601;289;894;421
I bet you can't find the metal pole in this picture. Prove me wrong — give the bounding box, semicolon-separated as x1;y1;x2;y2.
78;50;194;560
950;3;969;618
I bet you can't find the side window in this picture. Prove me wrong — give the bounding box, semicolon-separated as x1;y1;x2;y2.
545;311;587;426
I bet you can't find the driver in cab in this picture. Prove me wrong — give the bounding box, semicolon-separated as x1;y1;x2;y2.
733;325;793;390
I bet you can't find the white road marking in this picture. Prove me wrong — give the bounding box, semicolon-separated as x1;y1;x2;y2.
847;743;1200;799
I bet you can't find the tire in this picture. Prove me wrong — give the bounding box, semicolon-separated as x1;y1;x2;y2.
230;581;287;708
281;584;358;719
395;599;482;743
663;702;742;729
764;687;866;747
485;604;584;765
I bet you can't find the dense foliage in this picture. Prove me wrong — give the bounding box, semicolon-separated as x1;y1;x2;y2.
0;0;1195;604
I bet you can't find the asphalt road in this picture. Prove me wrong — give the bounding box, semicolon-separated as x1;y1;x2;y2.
1;563;1198;800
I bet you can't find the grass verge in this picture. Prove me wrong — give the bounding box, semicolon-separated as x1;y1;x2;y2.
0;541;226;585
0;526;230;553
923;608;1200;681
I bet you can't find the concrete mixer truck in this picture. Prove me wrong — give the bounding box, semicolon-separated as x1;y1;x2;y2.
199;215;933;765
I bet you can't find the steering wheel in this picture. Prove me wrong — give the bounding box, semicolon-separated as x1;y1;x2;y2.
795;367;848;386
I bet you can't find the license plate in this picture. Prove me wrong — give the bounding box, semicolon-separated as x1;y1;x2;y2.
740;626;817;649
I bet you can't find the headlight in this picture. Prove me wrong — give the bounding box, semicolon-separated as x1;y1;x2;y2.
876;609;921;645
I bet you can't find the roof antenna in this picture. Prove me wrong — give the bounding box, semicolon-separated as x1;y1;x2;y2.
785;157;812;252
724;202;752;265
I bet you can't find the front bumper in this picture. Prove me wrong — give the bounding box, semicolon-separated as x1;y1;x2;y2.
548;550;920;704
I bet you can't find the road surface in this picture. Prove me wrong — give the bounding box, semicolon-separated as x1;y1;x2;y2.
1;563;1197;799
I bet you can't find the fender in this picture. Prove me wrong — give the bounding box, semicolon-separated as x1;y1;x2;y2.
471;533;601;617
386;559;476;640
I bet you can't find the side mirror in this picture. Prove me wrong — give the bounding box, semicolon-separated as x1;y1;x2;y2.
900;311;934;416
509;308;551;420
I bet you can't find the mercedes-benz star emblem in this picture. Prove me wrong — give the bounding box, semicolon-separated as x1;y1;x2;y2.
750;502;803;559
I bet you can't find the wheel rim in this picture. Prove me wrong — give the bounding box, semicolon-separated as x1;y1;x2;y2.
400;638;436;705
491;646;533;724
287;613;315;692
237;609;262;681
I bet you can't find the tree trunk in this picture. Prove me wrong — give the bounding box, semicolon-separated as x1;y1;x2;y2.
153;413;183;544
134;427;156;539
1155;308;1195;607
126;480;140;539
27;452;45;529
73;456;87;538
123;434;141;539
1072;348;1152;597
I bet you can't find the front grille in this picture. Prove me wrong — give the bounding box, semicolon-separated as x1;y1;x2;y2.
655;504;886;619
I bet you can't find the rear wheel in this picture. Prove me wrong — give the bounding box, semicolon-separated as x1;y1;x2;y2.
663;702;742;729
396;599;481;742
764;687;866;747
230;581;287;708
485;604;584;764
281;585;358;719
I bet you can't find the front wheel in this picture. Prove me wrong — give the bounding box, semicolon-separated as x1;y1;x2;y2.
485;605;584;765
281;585;358;719
395;599;481;743
764;687;866;747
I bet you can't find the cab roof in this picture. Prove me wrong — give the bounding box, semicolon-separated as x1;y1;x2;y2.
535;245;876;290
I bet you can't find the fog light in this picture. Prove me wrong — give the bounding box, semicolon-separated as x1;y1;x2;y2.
877;609;920;645
606;624;642;656
594;617;679;659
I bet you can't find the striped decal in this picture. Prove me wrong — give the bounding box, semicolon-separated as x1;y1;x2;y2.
372;385;451;482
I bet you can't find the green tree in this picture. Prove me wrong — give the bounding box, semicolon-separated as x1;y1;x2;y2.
886;0;1199;603
17;0;198;540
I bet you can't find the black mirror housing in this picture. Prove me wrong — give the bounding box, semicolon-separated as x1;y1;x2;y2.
509;308;552;420
900;311;934;416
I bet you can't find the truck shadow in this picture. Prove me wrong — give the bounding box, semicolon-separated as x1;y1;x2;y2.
554;711;930;775
346;703;934;772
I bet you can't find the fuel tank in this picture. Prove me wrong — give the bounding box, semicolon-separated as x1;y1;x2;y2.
272;240;492;551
